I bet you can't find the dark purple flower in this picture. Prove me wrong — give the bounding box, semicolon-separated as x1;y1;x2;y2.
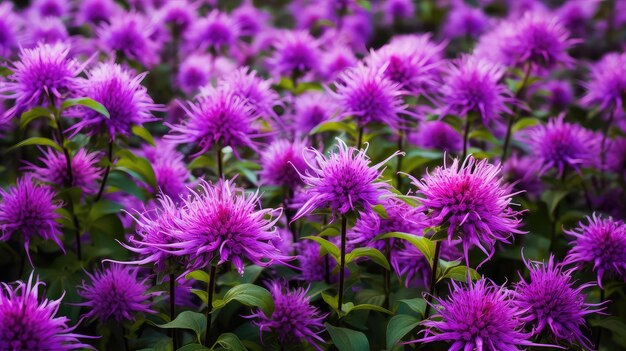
524;114;599;176
71;62;160;139
292;91;339;135
581;52;626;119
408;120;462;153
185;10;239;52
157;0;198;34
293;139;399;220
0;3;21;58
319;44;358;82
267;30;321;79
142;140;191;198
260;139;310;188
232;1;270;37
410;279;542;351
23;16;69;48
75;0;120;26
380;0;415;25
176;53;213;95
608;137;626;177
23;148;102;195
564;214;626;287
217;67;279;120
556;0;598;36
502;153;543;198
541;80;573;111
393;239;460;288
1;42;82;118
440;55;512;124
410;156;525;267
0;274;94;350
443;1;490;39
515;255;603;349
0;175;64;265
30;0;69;18
78;264;156;322
248;281;326;350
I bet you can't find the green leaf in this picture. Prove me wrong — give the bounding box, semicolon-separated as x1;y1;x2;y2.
89;200;124;221
349;303;392;315
186;270;211;284
156;311;206;344
213;284;274;315
309;120;357;138
61;97;110;118
345;247;390;270
398;298;427;316
132;125;155;146
386;314;421;349
372;204;388;219
357;0;372;11
378;232;435;264
439;265;481;283
176;344;210;351
213;333;247;351
541;189;569;216
512;117;539;132
116;153;158;190
20;107;52;130
325;323;370;351
7;137;62;153
303;236;340;260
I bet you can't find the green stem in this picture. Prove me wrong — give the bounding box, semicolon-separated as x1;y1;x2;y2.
423;241;442;318
396;131;404;189
600;106;615;187
204;264;218;346
383;239;391;310
595;286;605;349
95;139;114;202
461;116;471;160
337;215;348;313
169;273;179;349
501;62;533;162
357;127;364;150
216;147;223;179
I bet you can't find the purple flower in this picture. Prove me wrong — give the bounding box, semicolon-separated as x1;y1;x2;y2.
319;44;358;82
185;10;239;52
581;52;626;118
502;153;543;198
331;63;409;129
608;137;626;177
443;1;490;39
232;1;270;37
248;281;326;350
515;255;602;349
564;214;626;287
157;0;198;34
293;139;399;220
267;30;321;79
380;0;415;25
30;0;70;18
23;16;69;48
0;3;21;58
296;240;333;282
440;55;512;124
1;42;82;118
75;0;120;26
541;80;574;111
260;139;311;188
70;62;159;139
166;87;259;158
23;148;102;195
393;239;460;288
524;114;599;176
408;120;462;153
365;34;445;96
217;67;280;120
97;11;161;68
411;279;541;351
176;53;213;95
142;140;191;198
164;179;288;275
292;91;339;135
0;274;94;350
78;264;156;322
410;156;524;267
556;0;599;36
0;175;64;265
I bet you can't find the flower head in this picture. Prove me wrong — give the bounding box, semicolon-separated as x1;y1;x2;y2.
97;12;161;68
0;3;21;58
380;0;415;25
142;140;191;198
293;139;398;220
366;34;445;95
78;264;156;322
443;1;490;39
502;153;543;198
232;1;270;37
292;91;339;135
177;53;213;95
412;279;540;351
0;175;64;265
157;0;198;34
23;15;69;48
410;156;524;267
319;44;358;82
393;239;460;287
260;139;310;188
564;214;626;287
217;67;279;119
0;274;93;350
409;120;462;153
185;10;239;52
166;87;259;158
440;55;511;124
332;63;409;129
1;42;82;118
70;62;159;139
581;52;626;117
267;30;321;78
165;179;288;275
542;80;573;111
75;0;120;26
23;148;102;195
524;114;599;176
608;137;626;177
30;0;70;18
296;240;334;282
248;281;326;350
515;256;602;349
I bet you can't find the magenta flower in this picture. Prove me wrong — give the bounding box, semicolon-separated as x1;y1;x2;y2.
70;62;159;139
502;153;543;198
232;1;270;37
293;138;399;220
410;156;524;267
185;10;239;52
217;67;280;120
23;148;102;195
366;34;444;96
78;264;156;322
1;42;82;118
260;139;310;188
581;52;626;118
177;53;213;95
515;255;603;349
267;30;321;78
0;3;21;58
440;55;512;125
524;115;599;176
97;11;161;68
331;63;410;129
248;281;327;350
75;0;120;26
319;44;358;82
296;240;335;282
162;179;288;275
380;0;415;25
292;91;339;135
157;0;198;35
442;1;490;39
142;140;191;199
0;175;64;265
30;0;69;18
393;239;460;288
23;15;69;48
564;214;626;287
542;80;574;111
608;138;626;177
0;274;94;350
408;120;462;153
166;87;259;158
411;279;541;351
